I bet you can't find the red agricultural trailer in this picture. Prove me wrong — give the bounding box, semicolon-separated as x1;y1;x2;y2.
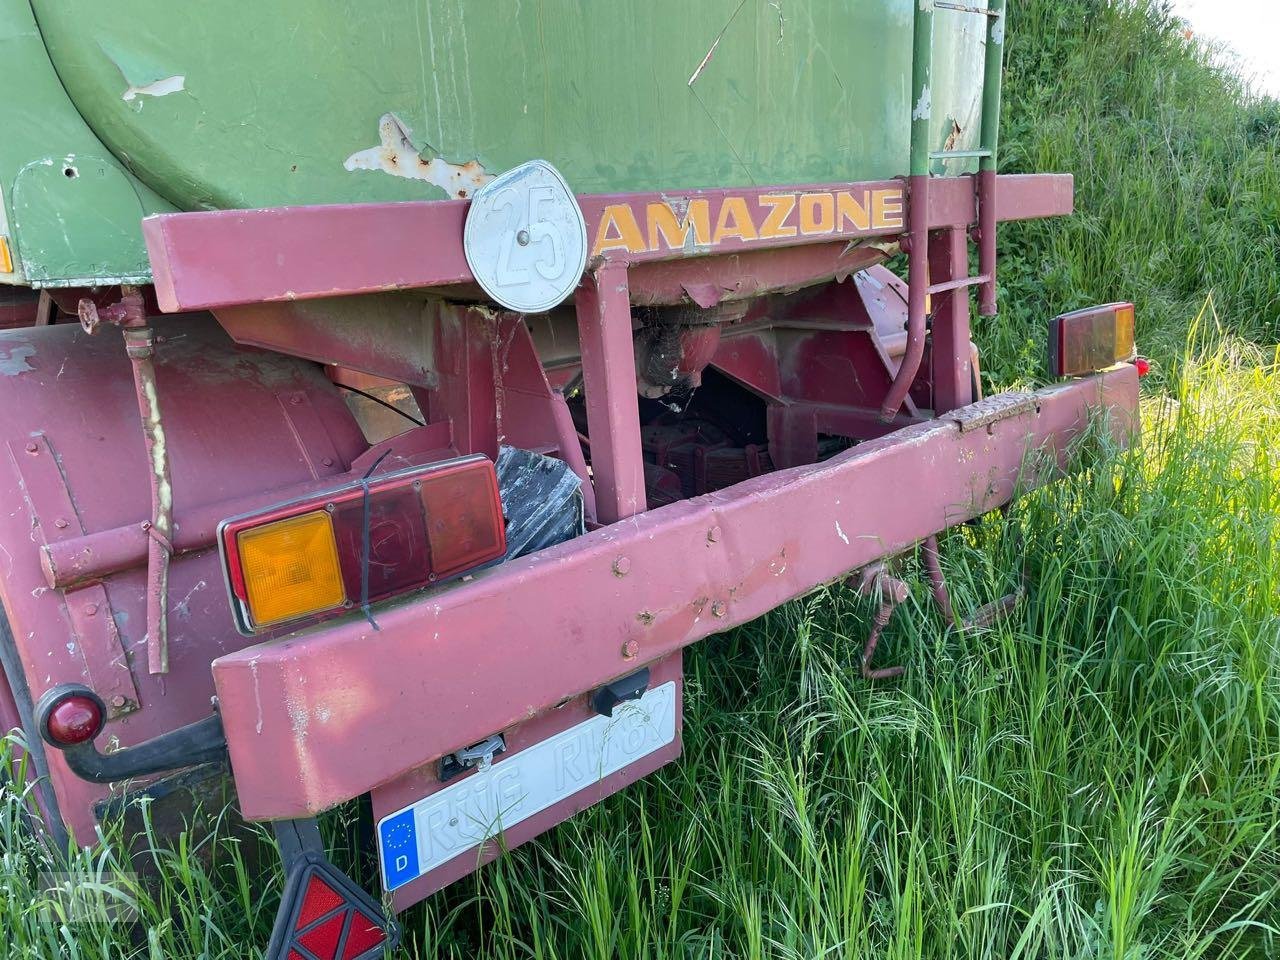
0;2;1142;957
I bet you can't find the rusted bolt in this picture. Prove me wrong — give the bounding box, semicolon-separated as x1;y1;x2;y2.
711;600;726;618
612;556;631;577
321;457;334;467
707;525;721;543
110;694;127;709
621;638;639;659
24;441;38;455
83;603;98;616
53;518;69;529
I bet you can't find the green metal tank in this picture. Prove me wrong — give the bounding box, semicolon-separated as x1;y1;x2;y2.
0;0;991;286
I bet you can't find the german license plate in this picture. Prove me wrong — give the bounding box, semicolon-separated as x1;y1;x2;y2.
377;681;678;891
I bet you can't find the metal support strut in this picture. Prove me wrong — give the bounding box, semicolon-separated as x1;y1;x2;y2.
79;287;174;674
883;0;1007;421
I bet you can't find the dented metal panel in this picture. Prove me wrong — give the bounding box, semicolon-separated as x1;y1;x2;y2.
30;0;989;217
0;0;173;286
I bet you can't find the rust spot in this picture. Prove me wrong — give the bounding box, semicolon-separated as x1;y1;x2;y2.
942;119;963;154
343;113;492;199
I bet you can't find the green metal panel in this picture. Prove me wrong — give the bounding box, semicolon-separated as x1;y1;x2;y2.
6;0;992;286
0;0;174;286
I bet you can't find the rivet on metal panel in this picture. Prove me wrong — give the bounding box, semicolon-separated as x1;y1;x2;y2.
621;638;639;659
54;518;69;529
83;603;98;616
612;556;631;577
711;601;726;618
24;441;38;454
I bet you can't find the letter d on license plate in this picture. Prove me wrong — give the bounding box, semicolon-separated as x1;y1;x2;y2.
377;681;678;891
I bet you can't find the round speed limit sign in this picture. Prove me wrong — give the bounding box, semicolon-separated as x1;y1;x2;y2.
462;159;588;314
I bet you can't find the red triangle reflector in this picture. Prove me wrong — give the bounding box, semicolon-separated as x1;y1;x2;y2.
341;910;388;960
296;911;346;960
295;874;345;931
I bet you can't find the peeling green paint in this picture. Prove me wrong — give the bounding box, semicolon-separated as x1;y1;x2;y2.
0;0;173;286
4;0;992;288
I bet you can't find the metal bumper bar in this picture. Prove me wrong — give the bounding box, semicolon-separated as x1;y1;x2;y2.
212;366;1137;820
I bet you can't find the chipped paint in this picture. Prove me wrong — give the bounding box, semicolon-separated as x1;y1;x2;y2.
122;75;185;102
141;379;172;515
344;113;491;199
835;520;850;545
0;343;35;375
912;85;932;121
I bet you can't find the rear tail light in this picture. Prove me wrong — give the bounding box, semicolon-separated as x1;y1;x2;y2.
1048;302;1136;378
220;455;505;634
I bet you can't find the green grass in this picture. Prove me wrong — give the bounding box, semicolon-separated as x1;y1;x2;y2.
4;1;1280;957
988;0;1279;388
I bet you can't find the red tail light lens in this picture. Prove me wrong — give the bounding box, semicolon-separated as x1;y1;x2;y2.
220;456;505;634
37;686;107;747
1048;302;1137;378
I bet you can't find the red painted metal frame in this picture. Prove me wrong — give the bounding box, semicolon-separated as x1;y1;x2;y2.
142;175;1071;313
212;365;1137;821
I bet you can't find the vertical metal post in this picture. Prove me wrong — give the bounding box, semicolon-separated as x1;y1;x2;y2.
576;262;646;524
977;0;1006;316
929;227;974;413
881;0;934;422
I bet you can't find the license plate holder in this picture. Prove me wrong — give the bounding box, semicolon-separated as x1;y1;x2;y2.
373;652;683;908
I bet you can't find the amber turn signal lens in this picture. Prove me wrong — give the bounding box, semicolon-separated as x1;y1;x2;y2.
1048;302;1137;378
236;509;346;628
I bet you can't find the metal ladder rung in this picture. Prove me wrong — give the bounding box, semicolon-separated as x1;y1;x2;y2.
927;274;990;295
929;148;993;160
934;2;1002;16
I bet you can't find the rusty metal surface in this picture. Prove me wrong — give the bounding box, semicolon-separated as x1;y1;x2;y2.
210;365;1138;822
945;390;1038;432
0;316;366;842
143;175;1073;313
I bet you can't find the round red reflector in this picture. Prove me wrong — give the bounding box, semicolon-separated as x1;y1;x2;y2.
46;695;103;746
1134;357;1151;377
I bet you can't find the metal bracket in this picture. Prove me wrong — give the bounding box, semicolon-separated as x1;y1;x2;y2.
592;666;651;717
7;434;141;717
35;684;226;784
438;733;507;782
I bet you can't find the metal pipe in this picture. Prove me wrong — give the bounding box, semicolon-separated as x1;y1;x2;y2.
40;430;451;590
978;0;1007;316
881;175;930;421
123;326;174;675
881;0;934;422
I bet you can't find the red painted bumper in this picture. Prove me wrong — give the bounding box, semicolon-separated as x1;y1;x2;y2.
213;366;1138;821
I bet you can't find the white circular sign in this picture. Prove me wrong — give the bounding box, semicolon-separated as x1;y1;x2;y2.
462;159;588;314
